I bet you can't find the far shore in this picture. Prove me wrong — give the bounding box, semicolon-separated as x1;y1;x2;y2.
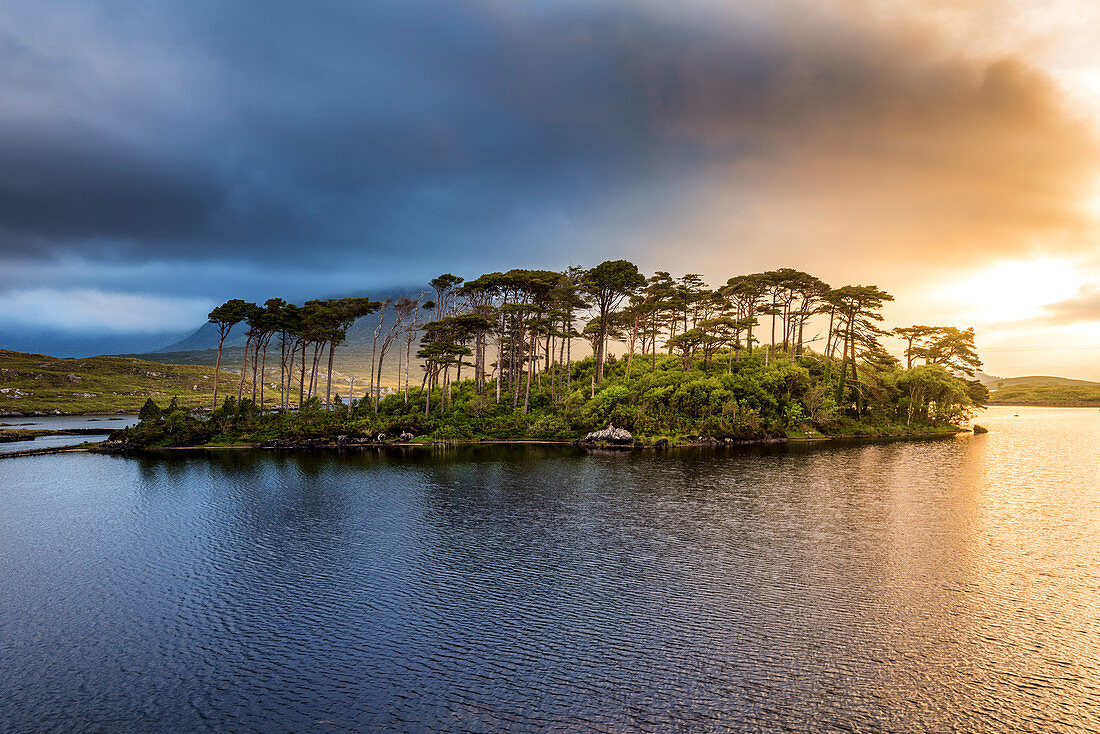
986;402;1100;408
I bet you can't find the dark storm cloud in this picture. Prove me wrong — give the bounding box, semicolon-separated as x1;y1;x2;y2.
0;0;666;264
0;0;1096;279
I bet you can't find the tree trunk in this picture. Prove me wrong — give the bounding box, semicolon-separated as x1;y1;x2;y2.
524;330;534;413
298;342;306;409
325;342;336;409
212;337;225;411
595;319;607;383
259;342;267;409
566;327;572;390
251;340;260;403
496;314;505;404
405;336;413;404
237;334;250;404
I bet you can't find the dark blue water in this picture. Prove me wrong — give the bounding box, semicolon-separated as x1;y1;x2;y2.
1;407;1098;732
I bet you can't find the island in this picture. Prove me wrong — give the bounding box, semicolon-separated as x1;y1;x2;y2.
95;263;987;452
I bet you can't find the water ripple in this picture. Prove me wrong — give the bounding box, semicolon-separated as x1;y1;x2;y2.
0;406;1098;731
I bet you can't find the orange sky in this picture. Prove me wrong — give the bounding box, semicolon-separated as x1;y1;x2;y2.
607;0;1100;380
2;0;1099;376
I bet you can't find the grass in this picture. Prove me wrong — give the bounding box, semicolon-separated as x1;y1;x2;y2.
0;349;242;415
988;383;1100;406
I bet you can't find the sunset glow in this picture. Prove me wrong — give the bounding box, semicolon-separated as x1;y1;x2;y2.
1;0;1099;379
939;257;1086;324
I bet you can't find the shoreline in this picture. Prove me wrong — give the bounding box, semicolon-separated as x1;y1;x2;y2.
1;427;969;460
986;402;1100;408
0;411;137;418
92;428;967;456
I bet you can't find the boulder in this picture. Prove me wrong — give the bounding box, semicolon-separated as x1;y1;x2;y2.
654;438;670;450
973;424;989;434
582;424;634;444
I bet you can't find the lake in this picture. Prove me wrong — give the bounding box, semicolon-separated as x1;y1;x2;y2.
1;406;1098;731
0;415;138;455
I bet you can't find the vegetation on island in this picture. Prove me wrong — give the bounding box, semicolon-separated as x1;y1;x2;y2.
114;262;988;449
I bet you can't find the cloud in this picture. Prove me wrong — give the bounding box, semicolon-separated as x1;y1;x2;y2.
0;0;1099;373
1038;284;1100;324
0;0;1094;278
0;288;213;333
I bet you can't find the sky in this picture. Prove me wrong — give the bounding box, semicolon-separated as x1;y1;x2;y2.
2;0;1100;377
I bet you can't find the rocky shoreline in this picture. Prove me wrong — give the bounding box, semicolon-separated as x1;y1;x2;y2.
93;423;969;456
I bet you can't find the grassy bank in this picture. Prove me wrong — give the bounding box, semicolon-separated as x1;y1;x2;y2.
0;349;241;415
988;383;1100;407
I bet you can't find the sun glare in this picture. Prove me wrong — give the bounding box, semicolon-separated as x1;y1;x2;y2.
939;257;1084;324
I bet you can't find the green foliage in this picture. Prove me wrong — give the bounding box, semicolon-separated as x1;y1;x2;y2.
138;398;161;422
114;342;984;448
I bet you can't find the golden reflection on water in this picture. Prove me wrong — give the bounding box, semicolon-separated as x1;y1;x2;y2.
886;406;1100;730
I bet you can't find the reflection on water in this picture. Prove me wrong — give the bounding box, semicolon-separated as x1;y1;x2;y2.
1;407;1097;731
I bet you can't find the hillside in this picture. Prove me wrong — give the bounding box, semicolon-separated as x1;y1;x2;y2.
986;383;1100;407
0;349;240;415
126;313;427;389
985;375;1100;390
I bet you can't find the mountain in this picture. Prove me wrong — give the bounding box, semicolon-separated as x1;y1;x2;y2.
126;314;414;390
157;322;249;352
0;329;192;359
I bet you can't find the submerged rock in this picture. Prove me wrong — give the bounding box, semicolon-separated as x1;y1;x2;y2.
973;424;989;434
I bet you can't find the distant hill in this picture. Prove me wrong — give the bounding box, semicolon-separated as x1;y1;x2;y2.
157;322;248;352
127;310;425;388
985;375;1100;390
974;372;1004;387
987;383;1100;407
0;349;239;415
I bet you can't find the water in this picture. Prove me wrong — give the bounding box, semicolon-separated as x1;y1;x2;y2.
0;415;137;455
0;415;138;455
1;406;1098;731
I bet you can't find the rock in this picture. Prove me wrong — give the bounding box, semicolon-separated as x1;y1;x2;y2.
399;431;415;442
698;436;721;446
582;424;634;445
973;424;989;434
654;438;670;450
336;435;350;445
66;374;82;382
